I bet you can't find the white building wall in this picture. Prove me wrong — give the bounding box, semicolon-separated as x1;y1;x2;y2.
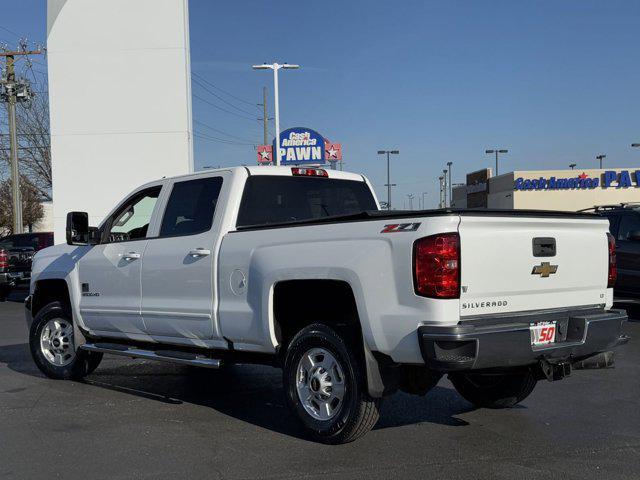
47;0;193;242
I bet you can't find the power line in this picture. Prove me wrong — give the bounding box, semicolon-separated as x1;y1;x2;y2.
0;25;22;40
193;132;256;146
193;119;259;144
192;71;260;109
192;77;258;117
193;93;260;122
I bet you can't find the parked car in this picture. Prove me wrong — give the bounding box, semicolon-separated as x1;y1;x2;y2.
0;232;53;301
25;167;627;443
583;204;640;300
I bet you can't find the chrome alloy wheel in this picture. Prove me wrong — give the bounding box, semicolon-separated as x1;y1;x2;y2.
296;347;346;421
40;318;75;367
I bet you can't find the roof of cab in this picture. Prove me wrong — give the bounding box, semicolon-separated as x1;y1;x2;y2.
143;165;367;186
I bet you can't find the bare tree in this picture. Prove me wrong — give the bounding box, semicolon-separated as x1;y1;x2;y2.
0;176;44;234
0;84;51;201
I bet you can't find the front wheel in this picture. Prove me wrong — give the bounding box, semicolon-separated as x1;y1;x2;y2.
283;323;381;444
29;301;103;380
449;370;537;409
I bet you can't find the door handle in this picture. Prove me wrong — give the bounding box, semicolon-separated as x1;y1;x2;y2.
123;252;141;260
189;248;211;257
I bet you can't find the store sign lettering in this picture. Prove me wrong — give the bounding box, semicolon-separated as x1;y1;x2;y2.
514;170;640;191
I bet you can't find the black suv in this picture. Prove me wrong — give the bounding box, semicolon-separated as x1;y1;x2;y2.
0;232;54;301
586;204;640;300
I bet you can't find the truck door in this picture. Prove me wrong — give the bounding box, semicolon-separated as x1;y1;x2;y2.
140;173;227;343
78;185;162;334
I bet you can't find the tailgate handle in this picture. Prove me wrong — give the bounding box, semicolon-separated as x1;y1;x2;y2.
533;237;556;257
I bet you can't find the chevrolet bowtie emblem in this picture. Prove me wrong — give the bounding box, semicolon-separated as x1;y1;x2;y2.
531;261;558;278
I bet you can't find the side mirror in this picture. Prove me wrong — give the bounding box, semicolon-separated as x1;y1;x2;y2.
66;211;95;245
628;230;640;242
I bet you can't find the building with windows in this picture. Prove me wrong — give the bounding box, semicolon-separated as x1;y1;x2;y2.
452;167;640;211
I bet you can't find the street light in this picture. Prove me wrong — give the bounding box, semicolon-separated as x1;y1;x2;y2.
446;161;452;207
596;154;606;169
252;62;300;166
442;169;448;208
632;143;640;148
421;191;427;210
378;150;399;210
569;163;577;170
485;149;508;176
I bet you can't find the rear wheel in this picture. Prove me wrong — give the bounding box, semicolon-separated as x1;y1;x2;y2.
283;323;381;444
449;370;537;408
29;301;103;380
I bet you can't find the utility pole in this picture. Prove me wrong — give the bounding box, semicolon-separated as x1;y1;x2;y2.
1;48;40;234
261;87;268;145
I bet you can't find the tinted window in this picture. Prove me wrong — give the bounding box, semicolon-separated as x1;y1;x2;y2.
0;235;16;249
159;177;223;237
603;213;620;237
106;186;161;242
617;213;640;241
237;176;377;227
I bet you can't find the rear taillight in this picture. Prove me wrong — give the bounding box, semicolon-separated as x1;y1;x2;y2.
413;232;460;299
0;250;8;269
291;167;328;177
607;232;617;288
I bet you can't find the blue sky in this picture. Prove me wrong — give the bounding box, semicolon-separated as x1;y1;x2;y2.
4;0;640;208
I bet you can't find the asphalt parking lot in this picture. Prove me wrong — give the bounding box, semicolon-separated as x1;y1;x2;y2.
1;290;639;480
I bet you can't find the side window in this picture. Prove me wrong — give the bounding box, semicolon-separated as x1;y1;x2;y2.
0;235;16;249
617;213;640;241
105;186;162;243
159;177;223;237
604;214;620;238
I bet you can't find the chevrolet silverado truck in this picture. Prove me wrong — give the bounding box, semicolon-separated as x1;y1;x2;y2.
26;166;628;443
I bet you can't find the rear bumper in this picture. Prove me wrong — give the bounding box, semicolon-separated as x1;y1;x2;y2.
418;308;628;372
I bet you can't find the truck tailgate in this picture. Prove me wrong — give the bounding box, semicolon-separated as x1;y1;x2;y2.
458;215;609;317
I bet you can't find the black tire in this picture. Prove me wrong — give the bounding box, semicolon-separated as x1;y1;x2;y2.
449;370;537;409
29;301;103;380
283;323;381;444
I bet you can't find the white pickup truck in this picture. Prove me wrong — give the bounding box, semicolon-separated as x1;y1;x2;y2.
26;166;627;443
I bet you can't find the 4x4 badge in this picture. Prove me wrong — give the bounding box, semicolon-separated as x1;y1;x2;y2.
532;262;558;278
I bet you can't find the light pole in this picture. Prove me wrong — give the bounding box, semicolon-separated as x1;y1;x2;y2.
485;149;508;176
569;163;577;170
252;62;300;166
421;191;427;210
378;150;399;210
442;169;448;207
596;154;606;169
446;161;452;207
438;176;445;208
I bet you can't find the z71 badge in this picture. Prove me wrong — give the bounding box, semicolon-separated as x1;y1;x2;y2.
381;223;421;233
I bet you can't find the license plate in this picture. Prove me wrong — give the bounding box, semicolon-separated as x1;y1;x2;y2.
530;321;557;346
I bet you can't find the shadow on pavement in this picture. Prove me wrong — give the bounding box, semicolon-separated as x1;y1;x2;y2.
0;342;473;440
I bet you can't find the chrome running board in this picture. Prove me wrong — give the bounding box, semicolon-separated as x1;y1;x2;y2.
80;343;222;369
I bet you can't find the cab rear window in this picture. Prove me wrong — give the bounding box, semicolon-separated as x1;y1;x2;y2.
237;176;377;227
